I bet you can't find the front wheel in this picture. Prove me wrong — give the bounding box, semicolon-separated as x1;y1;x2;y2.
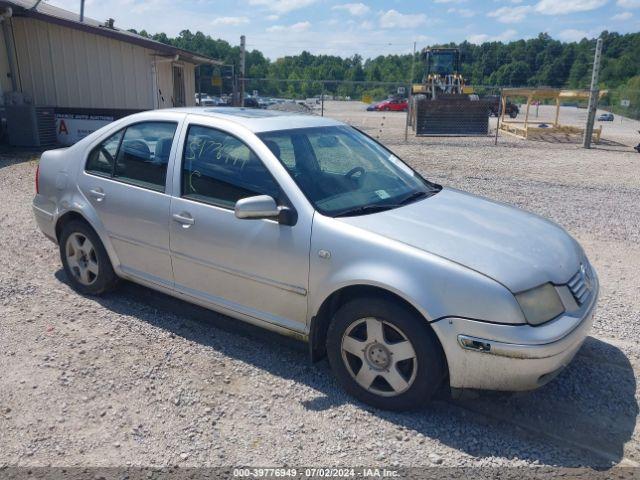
326;297;445;410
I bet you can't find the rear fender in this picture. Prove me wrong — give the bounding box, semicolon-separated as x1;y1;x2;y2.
55;192;123;274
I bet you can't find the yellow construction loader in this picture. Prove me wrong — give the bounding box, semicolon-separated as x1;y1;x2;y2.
411;48;488;135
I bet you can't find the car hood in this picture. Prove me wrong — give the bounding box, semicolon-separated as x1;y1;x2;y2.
338;187;582;293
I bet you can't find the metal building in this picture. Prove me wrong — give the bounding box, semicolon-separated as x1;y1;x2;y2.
0;0;221;146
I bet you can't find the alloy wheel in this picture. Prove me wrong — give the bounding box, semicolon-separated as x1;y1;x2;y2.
341;317;417;397
65;232;99;286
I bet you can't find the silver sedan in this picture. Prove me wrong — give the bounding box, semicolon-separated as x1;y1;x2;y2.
32;108;598;410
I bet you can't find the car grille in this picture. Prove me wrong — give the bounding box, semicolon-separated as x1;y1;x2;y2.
567;263;594;306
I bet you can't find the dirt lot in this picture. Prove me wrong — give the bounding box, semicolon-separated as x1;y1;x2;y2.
1;101;639;471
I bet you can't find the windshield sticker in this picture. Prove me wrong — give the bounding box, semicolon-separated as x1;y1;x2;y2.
375;190;391;199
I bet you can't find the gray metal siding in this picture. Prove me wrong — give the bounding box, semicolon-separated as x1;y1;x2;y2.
10;17;196;109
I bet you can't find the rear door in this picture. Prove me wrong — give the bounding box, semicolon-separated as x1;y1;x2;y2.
77;118;181;288
168;120;311;333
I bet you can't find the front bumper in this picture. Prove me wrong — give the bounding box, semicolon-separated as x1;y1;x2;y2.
431;279;598;391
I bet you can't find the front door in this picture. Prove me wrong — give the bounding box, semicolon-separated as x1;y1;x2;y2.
172;64;186;107
169;123;311;332
77;121;179;287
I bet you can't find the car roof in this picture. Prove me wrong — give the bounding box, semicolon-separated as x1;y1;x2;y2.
162;107;345;133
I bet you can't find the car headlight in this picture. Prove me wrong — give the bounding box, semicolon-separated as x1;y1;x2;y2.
515;283;565;326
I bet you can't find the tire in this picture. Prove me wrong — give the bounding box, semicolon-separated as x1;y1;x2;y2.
383;107;390;111
326;297;445;410
59;220;119;295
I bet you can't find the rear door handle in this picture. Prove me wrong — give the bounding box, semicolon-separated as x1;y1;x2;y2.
172;212;195;227
89;188;105;202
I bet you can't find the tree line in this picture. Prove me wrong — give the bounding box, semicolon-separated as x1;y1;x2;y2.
132;29;640;117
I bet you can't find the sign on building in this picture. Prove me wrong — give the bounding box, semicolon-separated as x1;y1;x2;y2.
55;113;114;146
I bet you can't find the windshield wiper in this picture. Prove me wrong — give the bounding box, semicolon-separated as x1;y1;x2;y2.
333;189;436;218
397;190;430;206
334;204;401;217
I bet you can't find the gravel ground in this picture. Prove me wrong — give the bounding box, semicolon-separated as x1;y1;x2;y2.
1;102;639;471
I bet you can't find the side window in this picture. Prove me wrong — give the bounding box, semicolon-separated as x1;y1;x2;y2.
182;125;280;209
114;122;177;192
86;130;123;176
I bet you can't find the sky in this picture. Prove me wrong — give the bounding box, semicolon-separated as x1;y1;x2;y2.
46;0;640;59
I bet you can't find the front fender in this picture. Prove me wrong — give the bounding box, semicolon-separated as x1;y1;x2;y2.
308;213;525;327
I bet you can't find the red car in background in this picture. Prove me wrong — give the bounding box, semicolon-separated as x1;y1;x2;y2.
367;98;408;112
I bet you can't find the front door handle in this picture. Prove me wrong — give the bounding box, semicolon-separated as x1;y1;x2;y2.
172;212;195;227
89;188;105;202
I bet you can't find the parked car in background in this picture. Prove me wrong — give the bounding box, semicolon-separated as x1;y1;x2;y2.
196;95;228;107
243;97;260;108
33;108;598;411
198;97;218;107
598;112;614;121
368;98;408;112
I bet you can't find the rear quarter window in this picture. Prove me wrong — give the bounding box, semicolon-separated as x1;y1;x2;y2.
85;131;123;177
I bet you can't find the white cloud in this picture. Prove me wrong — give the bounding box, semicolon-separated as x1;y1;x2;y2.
266;21;311;32
556;28;591;41
434;0;466;3
487;5;533;23
332;3;370;16
467;29;518;44
379;9;427;28
249;0;317;14
611;10;633;18
617;0;640;7
535;0;607;15
211;16;250;26
266;14;280;21
447;7;475;17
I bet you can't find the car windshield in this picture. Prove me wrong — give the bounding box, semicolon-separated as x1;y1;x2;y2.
258;125;440;217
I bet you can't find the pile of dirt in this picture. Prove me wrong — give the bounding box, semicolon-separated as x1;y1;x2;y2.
267;102;315;114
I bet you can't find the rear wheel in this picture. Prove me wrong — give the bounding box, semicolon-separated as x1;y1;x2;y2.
59;220;119;295
326;297;445;410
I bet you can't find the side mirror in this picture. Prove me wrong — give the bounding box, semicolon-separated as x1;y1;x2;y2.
234;195;297;226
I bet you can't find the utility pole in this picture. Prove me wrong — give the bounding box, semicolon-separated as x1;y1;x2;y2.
410;41;417;86
231;64;236;106
583;37;603;149
407;41;417;131
239;35;246;107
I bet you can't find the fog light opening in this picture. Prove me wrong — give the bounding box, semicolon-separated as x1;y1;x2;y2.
458;336;492;353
